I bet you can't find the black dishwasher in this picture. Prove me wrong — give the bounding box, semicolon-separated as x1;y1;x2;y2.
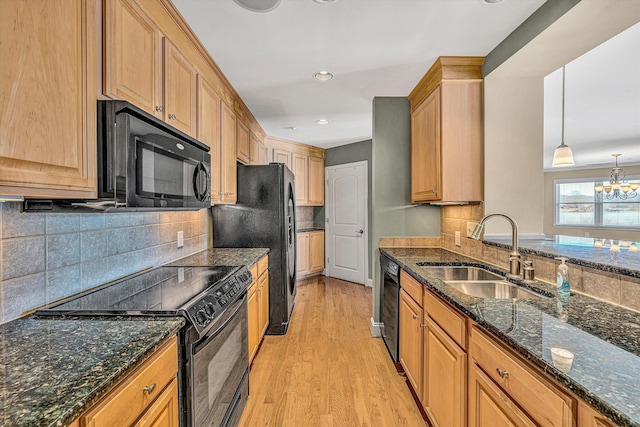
381;254;400;363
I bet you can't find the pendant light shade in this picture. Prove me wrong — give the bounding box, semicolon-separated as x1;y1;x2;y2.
552;65;575;167
552;143;575;166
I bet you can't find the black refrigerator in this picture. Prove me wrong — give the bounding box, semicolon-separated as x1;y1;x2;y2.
211;163;297;335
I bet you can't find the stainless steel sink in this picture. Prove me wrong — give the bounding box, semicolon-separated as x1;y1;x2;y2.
418;265;503;282
445;280;545;299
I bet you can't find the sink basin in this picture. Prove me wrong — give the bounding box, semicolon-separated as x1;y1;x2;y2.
418;265;504;282
446;280;545;299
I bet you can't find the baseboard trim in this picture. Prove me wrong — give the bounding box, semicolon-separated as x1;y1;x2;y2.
370;317;383;338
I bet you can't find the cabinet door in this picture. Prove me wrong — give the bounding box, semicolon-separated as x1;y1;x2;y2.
411;86;441;203
258;271;269;337
273;149;291;170
578;400;619;427
423;316;466;427
258;140;266;165
249;133;260;165
308;156;325;205
309;231;325;273
134;379;179;427
220;101;237;203
103;0;162;118
399;289;422;395
163;39;197;136
247;282;259;364
468;363;536;427
236;121;250;164
297;233;310;276
292;153;308;205
196;76;221;204
0;0;97;198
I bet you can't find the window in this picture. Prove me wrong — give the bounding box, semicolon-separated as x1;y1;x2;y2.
555;178;640;229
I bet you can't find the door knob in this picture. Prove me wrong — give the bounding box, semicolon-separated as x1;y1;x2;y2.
356;229;364;234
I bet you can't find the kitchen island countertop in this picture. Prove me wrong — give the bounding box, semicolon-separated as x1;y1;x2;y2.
0;316;184;427
381;247;640;427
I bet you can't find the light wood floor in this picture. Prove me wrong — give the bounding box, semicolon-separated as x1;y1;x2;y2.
239;275;426;427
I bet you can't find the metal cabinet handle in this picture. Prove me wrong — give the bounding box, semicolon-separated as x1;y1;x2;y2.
155;105;164;112
143;383;157;394
169;113;177;120
496;368;509;379
412;314;418;320
432;189;437;194
419;323;426;329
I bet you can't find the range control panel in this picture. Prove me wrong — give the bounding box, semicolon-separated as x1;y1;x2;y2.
186;266;252;334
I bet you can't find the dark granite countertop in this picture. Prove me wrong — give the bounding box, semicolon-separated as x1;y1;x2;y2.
485;235;640;279
0;316;184;427
165;247;269;267
297;228;325;233
381;247;640;427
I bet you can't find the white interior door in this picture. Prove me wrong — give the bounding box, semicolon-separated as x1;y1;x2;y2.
326;162;367;284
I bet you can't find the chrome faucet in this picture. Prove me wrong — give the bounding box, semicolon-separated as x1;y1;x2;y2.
470;213;534;280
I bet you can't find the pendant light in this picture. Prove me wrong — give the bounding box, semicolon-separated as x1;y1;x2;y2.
552;65;575;167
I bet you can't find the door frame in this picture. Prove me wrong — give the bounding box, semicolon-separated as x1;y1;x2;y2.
325;160;369;286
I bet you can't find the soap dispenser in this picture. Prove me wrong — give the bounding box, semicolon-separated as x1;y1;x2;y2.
556;257;571;298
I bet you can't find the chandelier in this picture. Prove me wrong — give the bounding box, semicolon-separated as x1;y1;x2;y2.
594;154;639;200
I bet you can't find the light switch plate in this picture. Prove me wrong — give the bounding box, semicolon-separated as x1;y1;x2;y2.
455;231;461;247
467;222;479;237
177;231;184;248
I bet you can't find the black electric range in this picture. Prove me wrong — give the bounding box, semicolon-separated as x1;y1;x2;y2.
36;265;253;427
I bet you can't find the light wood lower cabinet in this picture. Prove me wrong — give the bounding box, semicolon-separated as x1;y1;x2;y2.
297;231;324;279
0;0;97;198
469;326;574;426
80;336;179;427
248;255;269;365
578;400;619;427
399;288;423;396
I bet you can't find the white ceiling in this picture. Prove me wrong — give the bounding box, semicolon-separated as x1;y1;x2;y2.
173;0;546;149
543;22;640;170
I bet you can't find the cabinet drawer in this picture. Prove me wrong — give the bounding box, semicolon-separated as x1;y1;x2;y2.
470;327;574;427
250;263;259;283
257;255;268;277
82;336;178;427
424;288;466;349
400;270;423;307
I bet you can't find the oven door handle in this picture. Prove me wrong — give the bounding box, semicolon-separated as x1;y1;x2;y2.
193;293;246;353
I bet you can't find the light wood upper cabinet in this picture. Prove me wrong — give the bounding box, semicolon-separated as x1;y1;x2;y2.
236;121;250;164
272;149;291;169
249;132;265;165
292;153;308;206
219;101;237;204
409;57;484;204
103;0;162;118
0;0;97;198
399;289;423;396
308;156;325;206
196;75;221;204
163;39;197;136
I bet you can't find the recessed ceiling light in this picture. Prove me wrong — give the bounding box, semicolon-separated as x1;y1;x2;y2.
313;0;337;4
286;126;297;130
313;71;334;82
316;119;329;125
481;0;504;4
233;0;282;12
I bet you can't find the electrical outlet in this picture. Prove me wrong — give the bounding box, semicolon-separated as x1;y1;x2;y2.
467;222;479;237
455;231;461;247
178;267;185;283
177;231;184;248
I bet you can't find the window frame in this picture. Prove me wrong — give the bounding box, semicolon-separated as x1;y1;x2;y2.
554;177;640;231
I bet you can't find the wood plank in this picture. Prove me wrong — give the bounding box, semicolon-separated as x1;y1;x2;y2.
239;276;426;426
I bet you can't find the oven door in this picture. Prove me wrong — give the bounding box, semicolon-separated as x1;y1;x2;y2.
191;294;249;427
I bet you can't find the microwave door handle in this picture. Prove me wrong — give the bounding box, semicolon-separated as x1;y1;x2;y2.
192;162;209;202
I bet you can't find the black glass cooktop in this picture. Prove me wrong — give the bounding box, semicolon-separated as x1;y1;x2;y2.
38;266;240;315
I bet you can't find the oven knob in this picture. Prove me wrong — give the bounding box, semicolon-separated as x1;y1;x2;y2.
204;302;215;316
196;310;207;325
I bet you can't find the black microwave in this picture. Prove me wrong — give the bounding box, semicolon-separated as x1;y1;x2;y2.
25;101;211;212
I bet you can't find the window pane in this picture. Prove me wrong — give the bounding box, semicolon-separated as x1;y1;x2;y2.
603;203;640;227
557;182;595;203
557;203;595;225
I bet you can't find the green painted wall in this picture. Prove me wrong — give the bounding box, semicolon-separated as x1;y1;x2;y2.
371;97;440;323
314;139;373;278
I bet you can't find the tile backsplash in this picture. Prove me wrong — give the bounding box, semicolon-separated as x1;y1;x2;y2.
0;202;209;323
